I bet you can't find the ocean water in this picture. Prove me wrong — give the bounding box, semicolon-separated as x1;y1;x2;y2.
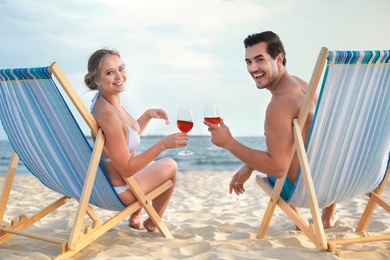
0;136;265;176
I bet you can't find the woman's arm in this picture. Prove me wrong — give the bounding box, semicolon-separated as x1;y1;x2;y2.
99;110;186;178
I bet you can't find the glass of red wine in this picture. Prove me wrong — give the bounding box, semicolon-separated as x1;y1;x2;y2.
177;108;194;156
204;103;221;150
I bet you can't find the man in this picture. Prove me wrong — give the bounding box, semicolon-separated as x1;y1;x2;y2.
204;31;338;228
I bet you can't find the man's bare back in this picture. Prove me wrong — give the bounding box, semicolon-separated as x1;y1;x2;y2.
265;73;317;183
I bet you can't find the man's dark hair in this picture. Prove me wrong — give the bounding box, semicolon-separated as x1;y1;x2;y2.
244;31;286;66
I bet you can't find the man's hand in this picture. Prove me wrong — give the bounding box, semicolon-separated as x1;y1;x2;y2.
229;165;253;195
203;118;232;148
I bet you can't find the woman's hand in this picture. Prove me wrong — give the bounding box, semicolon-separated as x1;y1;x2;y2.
138;108;170;134
147;109;170;124
162;132;189;149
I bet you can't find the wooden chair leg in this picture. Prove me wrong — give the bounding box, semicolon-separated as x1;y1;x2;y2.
356;167;390;232
0;151;19;225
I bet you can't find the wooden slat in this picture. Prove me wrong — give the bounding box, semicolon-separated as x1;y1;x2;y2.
298;47;328;130
0;152;19;224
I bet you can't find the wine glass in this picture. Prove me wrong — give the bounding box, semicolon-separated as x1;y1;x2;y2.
177;108;194;156
204;103;221;150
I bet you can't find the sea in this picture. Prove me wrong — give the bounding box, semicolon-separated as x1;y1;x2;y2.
0;136;266;176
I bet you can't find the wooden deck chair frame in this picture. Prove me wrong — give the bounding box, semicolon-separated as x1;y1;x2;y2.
255;47;390;257
0;62;173;259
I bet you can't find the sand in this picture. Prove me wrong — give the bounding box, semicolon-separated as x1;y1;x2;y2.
0;171;389;260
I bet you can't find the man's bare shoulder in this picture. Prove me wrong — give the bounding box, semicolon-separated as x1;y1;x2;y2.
266;75;307;119
275;74;307;101
267;94;297;116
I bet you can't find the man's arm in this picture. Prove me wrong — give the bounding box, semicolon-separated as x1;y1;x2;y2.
206;97;297;178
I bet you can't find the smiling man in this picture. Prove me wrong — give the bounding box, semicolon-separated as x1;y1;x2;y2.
204;31;338;229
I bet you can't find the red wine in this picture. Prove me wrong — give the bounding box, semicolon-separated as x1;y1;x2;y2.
177;120;194;133
204;117;221;125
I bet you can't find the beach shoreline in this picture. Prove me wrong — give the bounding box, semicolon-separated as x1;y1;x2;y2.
0;172;389;260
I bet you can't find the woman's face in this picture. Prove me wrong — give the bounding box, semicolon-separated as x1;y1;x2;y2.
96;54;127;94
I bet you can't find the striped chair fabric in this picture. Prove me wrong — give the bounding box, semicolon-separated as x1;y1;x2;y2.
288;50;390;208
0;67;126;211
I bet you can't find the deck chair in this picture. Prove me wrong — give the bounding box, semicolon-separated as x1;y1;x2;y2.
256;47;390;257
0;63;174;259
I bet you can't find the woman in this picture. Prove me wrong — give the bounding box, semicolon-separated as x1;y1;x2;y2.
85;48;187;232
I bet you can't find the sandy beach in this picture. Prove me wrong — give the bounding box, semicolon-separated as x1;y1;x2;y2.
1;171;389;260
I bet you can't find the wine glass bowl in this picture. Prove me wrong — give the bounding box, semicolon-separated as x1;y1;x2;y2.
204;117;221;125
204;103;221;150
177;108;194;156
177;120;194;133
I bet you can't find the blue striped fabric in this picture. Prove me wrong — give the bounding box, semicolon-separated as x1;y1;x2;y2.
288;50;390;208
0;67;126;211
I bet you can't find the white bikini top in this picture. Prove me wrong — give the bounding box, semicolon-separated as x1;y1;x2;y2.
90;93;141;161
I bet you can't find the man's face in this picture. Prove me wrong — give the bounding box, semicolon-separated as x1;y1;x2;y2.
245;42;279;90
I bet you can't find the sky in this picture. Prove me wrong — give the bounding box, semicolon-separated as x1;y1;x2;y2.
0;0;389;140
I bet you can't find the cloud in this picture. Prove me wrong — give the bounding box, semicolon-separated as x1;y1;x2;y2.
1;0;389;140
97;0;288;27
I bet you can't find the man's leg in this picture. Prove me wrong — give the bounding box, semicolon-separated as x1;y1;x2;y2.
321;203;339;228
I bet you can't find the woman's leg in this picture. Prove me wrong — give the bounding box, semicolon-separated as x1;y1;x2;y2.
136;158;177;231
128;208;143;229
119;158;178;231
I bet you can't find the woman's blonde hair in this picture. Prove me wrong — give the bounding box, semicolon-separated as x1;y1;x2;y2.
84;48;121;90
